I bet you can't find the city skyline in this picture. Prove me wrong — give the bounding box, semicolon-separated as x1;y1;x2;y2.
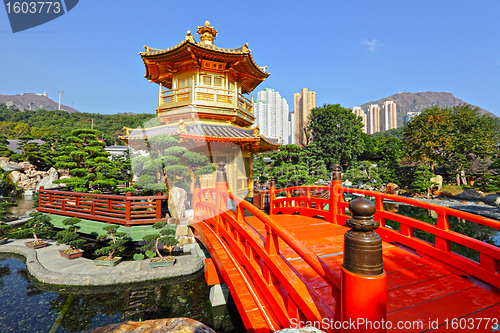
1;1;500;118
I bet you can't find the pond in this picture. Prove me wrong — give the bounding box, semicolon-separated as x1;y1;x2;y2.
0;254;245;333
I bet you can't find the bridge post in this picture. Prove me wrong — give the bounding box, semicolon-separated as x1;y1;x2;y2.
269;176;275;215
215;162;229;234
192;176;201;222
330;164;342;224
341;197;387;332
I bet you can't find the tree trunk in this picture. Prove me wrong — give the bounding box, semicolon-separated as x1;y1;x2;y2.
460;170;467;186
456;173;461;186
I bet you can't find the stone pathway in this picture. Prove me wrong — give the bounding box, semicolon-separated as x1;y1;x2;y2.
0;239;205;286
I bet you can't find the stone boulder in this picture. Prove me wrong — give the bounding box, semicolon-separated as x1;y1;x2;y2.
18;161;34;170
430;175;443;191
36;167;61;190
9;170;28;183
386;183;399;195
168;187;187;218
85;318;215;333
343;179;352;187
485;194;500;207
2;162;23;172
454;189;485;201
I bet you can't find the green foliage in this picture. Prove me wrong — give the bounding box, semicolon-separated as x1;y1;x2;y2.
133;253;145;260
403;104;500;185
371;128;403;139
0;196;16;222
145;250;156;259
132;135;213;194
480;152;500;193
52;129;130;192
343;161;383;187
0;223;10;237
55;217;85;251
307;104;364;169
25;212;53;242
254;144;328;189
141;221;178;258
410;166;435;194
95;225;127;260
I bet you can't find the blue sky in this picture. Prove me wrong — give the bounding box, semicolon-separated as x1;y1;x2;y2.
1;0;499;116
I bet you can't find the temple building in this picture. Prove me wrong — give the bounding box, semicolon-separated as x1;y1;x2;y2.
121;22;280;197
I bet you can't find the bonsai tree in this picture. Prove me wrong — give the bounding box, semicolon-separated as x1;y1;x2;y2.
25;212;53;244
95;225;127;261
141;222;178;260
55;217;85;253
0;197;17;222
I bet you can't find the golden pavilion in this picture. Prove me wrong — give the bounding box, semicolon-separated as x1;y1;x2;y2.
121;21;280;196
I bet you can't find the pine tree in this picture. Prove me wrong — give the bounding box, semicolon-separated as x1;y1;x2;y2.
55;217;85;252
141;221;178;259
25;212;53;244
95;225;127;260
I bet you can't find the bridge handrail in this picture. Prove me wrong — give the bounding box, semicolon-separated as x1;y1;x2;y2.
271;184;500;288
37;188;167;226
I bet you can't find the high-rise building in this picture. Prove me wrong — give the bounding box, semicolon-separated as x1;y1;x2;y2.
366;104;380;134
381;101;397;131
289;112;295;144
352;106;367;134
293;88;316;146
253;88;289;144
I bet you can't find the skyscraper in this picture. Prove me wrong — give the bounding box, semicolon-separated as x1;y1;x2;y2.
381;101;397;131
253;88;289;144
366;104;380;134
352;106;367;134
293;88;316;146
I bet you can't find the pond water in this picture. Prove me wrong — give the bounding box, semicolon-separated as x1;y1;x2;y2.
0;254;245;333
11;196;35;217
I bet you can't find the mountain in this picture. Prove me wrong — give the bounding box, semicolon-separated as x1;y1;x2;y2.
357;91;496;127
0;93;79;113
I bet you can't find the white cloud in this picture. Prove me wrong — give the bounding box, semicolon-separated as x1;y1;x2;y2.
362;39;384;53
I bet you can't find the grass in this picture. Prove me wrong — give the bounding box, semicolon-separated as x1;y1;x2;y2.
440;184;473;196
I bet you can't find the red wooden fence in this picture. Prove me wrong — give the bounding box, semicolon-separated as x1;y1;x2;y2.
37;187;167;226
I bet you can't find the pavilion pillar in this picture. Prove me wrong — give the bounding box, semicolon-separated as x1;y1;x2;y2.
341;197;387;332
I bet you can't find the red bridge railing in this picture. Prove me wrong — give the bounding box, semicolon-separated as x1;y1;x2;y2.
192;165;341;332
37;187;167;226
270;177;500;289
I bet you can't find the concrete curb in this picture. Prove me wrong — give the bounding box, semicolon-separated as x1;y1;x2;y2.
0;239;204;286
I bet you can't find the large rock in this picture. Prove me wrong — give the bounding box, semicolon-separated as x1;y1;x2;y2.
343;179;352;187
18;161;34;170
2;162;23;172
386;183;399;195
485;194;500;207
85;318;215;333
36;167;60;190
168;187;187;218
9;170;28;183
454;189;485;201
430;175;443;190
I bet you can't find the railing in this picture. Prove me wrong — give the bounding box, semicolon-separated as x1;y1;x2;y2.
238;93;253;113
162;87;191;104
37;187;167;226
269;181;500;289
192;182;341;332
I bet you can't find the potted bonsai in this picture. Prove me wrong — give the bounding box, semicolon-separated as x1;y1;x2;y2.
0;223;9;245
55;217;85;259
94;225;126;266
142;222;179;268
24;212;53;249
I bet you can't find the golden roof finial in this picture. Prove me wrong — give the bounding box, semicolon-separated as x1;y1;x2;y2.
185;30;195;43
197;21;217;45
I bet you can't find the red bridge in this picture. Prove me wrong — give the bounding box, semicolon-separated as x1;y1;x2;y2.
36;164;500;332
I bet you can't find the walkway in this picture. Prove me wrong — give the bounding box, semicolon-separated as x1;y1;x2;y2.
0;239;204;286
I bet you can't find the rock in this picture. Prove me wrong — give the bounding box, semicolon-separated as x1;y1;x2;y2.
36;167;61;190
84;317;216;333
430;175;443;191
9;170;28;183
386;183;399;195
0;157;9;167
476;202;485;206
2;163;23;172
184;209;194;221
343;179;352;187
485;194;500;207
454;189;485;201
439;191;454;198
18;162;34;170
168;187;187;218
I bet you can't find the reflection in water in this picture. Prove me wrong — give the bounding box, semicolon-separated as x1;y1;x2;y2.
0;254;245;333
11;196;35;217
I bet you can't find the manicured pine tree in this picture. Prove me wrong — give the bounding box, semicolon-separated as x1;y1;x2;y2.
95;225;127;261
141;221;179;259
25;212;53;243
55;217;85;252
